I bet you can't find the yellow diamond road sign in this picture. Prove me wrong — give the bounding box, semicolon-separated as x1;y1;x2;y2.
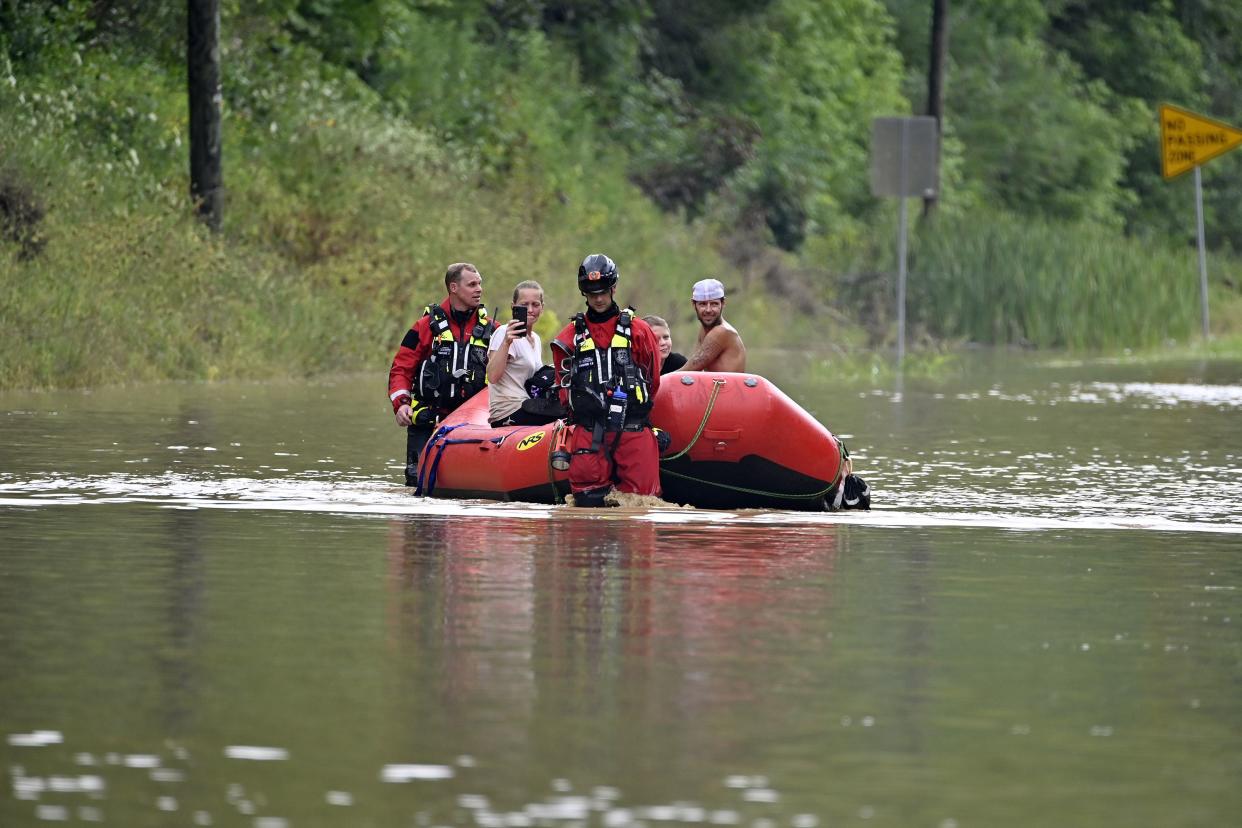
1160;104;1242;180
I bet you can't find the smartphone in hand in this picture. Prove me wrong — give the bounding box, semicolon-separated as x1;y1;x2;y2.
511;305;528;334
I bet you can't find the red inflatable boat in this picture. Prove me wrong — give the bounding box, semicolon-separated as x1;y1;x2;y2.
414;372;845;510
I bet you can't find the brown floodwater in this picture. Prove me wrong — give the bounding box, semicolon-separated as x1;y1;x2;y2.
1;351;1239;827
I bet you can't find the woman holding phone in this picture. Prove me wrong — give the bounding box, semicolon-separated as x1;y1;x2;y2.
486;280;553;427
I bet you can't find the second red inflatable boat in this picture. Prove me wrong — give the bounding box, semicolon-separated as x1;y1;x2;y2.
414;372;845;510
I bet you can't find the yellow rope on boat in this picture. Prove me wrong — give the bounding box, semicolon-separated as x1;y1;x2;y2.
658;376;844;503
660;378;726;462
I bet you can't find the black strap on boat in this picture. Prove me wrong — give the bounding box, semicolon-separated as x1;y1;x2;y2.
659;467;838;502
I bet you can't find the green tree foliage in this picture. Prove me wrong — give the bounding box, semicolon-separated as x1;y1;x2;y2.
884;0;1242;249
723;0;908;248
954;27;1145;226
1043;1;1204;241
4;0;1242;390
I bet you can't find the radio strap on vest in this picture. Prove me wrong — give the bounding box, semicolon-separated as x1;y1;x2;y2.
419;304;494;403
426;304;452;340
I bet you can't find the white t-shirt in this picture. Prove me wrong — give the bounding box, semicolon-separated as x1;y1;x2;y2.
488;323;544;422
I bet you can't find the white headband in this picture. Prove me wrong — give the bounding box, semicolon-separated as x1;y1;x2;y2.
692;278;725;301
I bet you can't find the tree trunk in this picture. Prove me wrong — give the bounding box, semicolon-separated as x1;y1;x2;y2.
923;0;948;219
187;0;222;231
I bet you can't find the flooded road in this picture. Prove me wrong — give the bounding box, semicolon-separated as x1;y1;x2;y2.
2;352;1240;827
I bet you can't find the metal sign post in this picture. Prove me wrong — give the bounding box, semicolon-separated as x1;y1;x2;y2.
1194;166;1209;338
872;117;938;364
896;129;908;363
1159;104;1242;340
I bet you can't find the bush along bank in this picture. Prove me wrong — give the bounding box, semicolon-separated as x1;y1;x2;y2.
0;42;740;390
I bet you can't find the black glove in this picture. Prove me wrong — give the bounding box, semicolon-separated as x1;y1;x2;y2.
841;474;870;510
411;403;437;426
653;427;671;454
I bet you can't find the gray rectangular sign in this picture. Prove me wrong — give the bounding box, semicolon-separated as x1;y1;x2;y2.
871;116;939;198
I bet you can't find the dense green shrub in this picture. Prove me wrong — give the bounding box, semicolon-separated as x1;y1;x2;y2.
0;20;727;390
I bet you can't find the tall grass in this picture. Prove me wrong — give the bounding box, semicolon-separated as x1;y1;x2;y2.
908;212;1205;349
0;42;729;390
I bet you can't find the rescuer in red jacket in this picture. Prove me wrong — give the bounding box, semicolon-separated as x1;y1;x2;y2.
551;254;662;507
388;262;496;486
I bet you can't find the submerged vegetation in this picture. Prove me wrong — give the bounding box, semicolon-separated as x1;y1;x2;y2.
1;1;1241;390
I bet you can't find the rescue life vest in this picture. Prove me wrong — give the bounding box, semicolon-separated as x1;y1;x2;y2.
565;309;653;430
416;304;496;406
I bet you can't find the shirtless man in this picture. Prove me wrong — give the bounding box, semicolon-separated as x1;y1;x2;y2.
676;278;746;372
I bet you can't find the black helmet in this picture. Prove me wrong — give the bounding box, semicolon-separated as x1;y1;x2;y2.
577;253;618;294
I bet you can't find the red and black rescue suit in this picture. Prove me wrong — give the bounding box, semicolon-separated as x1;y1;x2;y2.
388;299;495;486
552;304;662;506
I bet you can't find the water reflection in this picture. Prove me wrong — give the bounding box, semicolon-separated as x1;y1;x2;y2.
4;358;1242;826
159;506;207;735
385;516;538;752
381;516;845;772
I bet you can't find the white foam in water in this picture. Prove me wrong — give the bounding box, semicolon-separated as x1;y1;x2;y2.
1080;381;1242;408
326;791;354;806
1;446;1239;534
223;746;289;761
47;775;105;793
742;789;779;803
35;804;69;821
123;754;160;768
639;805;708;822
380;764;455;782
7;730;62;747
13;775;46;799
526;798;591;820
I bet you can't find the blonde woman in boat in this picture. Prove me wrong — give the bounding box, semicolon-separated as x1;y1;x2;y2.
487;280;553;428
